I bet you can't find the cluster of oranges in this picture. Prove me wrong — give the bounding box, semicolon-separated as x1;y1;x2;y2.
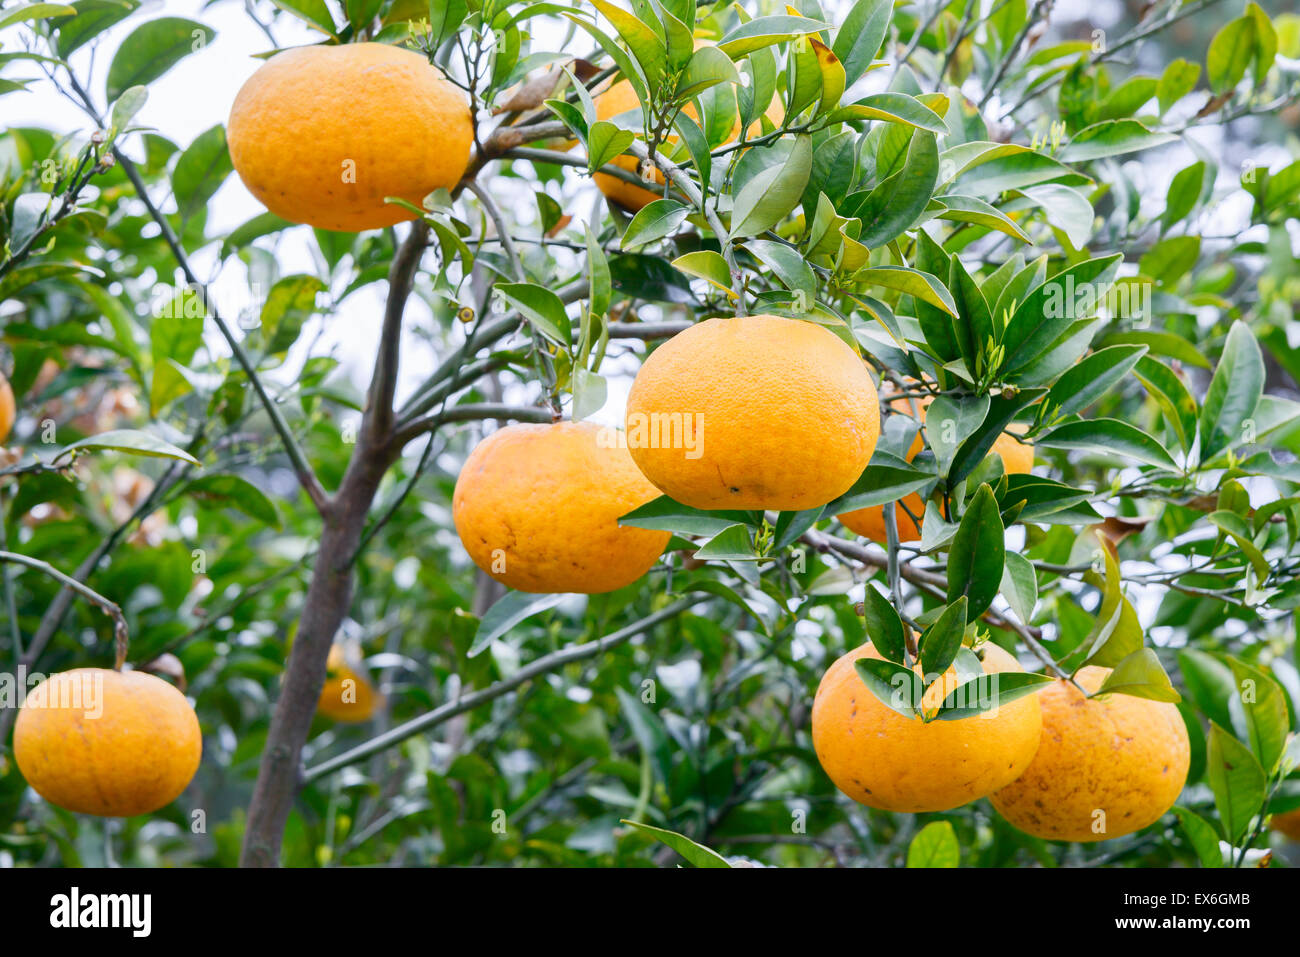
8;42;1290;858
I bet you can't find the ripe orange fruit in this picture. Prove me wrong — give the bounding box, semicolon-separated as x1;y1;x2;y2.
837;395;1034;543
0;371;14;443
228;42;472;232
317;645;381;722
812;642;1042;812
990;665;1190;842
625;315;879;510
592;79;783;211
14;669;201;817
1272;808;1300;841
453;421;670;593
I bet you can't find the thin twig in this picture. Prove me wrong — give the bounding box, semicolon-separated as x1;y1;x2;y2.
0;550;129;668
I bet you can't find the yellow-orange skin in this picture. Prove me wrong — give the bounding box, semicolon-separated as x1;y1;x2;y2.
1272;808;1300;841
812;642;1043;813
592;81;783;211
14;669;201;817
0;372;14;443
227;43;472;232
317;645;382;722
453;421;670;594
626;315;879;511
990;666;1190;842
838;395;1034;543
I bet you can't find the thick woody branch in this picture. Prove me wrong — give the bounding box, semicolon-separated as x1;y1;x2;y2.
365;220;431;451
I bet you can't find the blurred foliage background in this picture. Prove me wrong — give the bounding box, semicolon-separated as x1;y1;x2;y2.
0;0;1298;867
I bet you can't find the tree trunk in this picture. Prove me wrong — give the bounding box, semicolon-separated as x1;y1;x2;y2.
239;446;393;867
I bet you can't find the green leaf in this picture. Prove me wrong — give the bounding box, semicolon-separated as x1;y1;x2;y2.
1178;649;1237;731
1161;161;1208;233
861;584;906;665
920;597;968;681
1139;235;1201;286
1206;722;1266;843
730;134;813;237
584;223;610;331
832;92;949;134
587;121;636;172
426;0;468;48
856;266;957;317
269;0;337;36
1246;3;1278;85
620;820;731;868
572;368;607;421
1102;329;1208;368
1099;75;1157;120
671;250;733;294
1057;119;1178;163
948;389;1045;485
618;496;752;537
55;1;138;58
947;484;1004;620
785;34;824;121
852;130;938;249
470;591;567;657
1174;807;1223;868
496;282;571;346
260;275;325;355
172;124;233;223
675;43;739;100
744;239;815;300
1225;658;1290;774
906;821;959;868
1020;183;1094;249
1199;321;1264;460
854;657;924;718
0;2;74;31
1207;15;1257;94
1046;344;1146;417
1000;254;1121;373
105;17;216;102
1157;58;1201;114
621;199;690;250
54;429;200;466
926;394;988;479
1207;511;1270;582
1001;551;1038;625
184;474;281;527
833;0;892;86
589;0;667;90
692;524;757;561
716;15;831;60
1037;418;1179;471
615;687;674;786
1095;648;1181;703
830;452;937;512
1133;356;1198;454
935;671;1052;720
951;148;1082;196
934;194;1031;244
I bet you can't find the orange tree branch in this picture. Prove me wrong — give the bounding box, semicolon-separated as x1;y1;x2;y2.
300;597;702;785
